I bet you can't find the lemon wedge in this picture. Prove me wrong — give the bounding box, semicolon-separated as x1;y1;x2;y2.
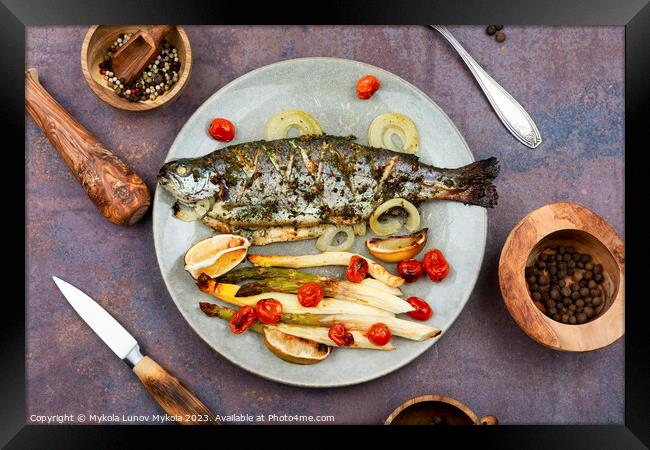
263;327;331;365
365;228;428;263
184;234;250;279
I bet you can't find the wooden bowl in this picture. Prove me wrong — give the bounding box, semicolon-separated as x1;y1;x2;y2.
385;395;498;425
81;25;192;112
499;202;624;352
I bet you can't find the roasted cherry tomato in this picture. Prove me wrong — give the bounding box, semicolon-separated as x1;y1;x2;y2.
297;282;324;307
328;323;355;346
346;255;369;283
208;118;236;142
397;259;425;282
366;323;392;346
422;248;450;282
356;75;381;99
406;296;433;321
254;298;282;324
229;305;256;334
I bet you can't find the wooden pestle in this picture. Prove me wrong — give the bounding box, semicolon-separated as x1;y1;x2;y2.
25;68;151;226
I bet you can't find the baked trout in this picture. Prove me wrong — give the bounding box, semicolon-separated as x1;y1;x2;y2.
158;134;499;244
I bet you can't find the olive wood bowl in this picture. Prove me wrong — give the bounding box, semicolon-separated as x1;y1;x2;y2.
81;25;192;112
385;395;497;425
499;202;624;352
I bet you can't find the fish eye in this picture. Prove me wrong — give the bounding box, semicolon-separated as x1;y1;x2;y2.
176;165;190;176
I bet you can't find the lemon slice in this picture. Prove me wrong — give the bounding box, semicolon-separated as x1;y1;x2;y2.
263;327;332;365
184;234;250;279
366;228;428;263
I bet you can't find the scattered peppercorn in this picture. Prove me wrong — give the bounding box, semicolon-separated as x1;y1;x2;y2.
495;31;506;43
99;33;181;103
486;25;497;35
525;244;607;325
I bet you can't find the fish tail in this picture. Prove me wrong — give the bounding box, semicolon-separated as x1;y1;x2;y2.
428;157;500;208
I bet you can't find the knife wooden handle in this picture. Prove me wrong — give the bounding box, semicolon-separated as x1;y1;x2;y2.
133;356;220;425
25;68;151;226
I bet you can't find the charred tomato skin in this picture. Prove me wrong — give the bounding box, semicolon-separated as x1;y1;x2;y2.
297;282;325;307
356;75;381;99
328;323;355;346
346;255;369;283
423;248;450;282
229;305;257;333
254;298;282;324
367;323;392;346
406;296;433;321
208;118;236;142
397;259;425;282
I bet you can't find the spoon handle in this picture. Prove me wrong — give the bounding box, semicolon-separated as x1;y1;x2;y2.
430;25;542;149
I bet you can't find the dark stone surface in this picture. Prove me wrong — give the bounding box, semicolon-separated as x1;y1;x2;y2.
26;26;624;424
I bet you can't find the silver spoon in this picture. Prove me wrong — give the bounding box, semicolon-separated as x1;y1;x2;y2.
430;25;542;149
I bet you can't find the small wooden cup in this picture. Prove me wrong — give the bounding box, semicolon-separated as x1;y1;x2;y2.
385;395;497;425
499;202;624;352
81;25;192;112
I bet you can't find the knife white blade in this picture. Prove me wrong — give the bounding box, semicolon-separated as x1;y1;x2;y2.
52;276;140;362
52;276;219;424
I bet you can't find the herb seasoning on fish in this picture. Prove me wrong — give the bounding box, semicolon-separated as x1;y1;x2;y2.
158;134;499;245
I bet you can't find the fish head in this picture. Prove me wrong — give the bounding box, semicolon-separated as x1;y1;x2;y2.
157;158;221;204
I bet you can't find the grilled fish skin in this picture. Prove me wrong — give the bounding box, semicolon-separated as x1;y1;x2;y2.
158;134;499;231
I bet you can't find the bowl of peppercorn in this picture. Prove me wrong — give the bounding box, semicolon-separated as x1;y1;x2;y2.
499;202;624;352
81;25;192;112
384;395;498;425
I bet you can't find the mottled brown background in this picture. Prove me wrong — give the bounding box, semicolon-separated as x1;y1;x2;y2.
26;26;624;424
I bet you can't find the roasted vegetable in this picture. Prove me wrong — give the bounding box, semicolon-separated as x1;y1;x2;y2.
247;252;405;288
197;274;394;316
263;327;332;364
199;302;393;350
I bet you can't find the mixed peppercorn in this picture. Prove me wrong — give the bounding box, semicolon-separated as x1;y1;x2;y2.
486;24;506;43
98;33;181;103
526;245;607;325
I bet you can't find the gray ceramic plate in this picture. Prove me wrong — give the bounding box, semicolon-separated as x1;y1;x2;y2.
153;57;487;387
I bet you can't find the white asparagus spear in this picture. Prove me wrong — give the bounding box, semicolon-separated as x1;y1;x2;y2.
197;278;394;317
247;252;405;288
308;314;440;341
359;278;403;296
273;323;395;350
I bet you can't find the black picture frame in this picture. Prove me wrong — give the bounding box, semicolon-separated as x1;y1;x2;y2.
5;0;648;448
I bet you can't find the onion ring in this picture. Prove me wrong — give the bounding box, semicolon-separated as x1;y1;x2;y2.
369;198;421;236
315;225;356;252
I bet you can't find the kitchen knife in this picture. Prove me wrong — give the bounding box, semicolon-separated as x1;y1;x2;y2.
52;276;220;425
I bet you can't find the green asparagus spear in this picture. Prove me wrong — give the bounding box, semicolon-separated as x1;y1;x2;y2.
200;302;322;329
236;278;338;297
199;302;439;341
216;267;323;284
199;303;265;333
